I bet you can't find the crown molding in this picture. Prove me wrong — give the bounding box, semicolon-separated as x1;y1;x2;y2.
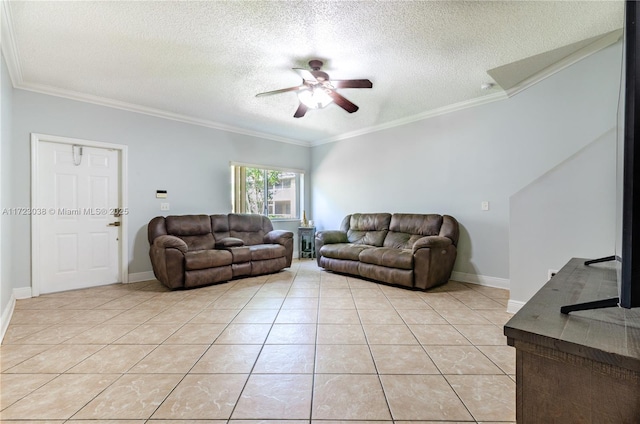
310;91;509;146
1;0;22;86
16;81;311;147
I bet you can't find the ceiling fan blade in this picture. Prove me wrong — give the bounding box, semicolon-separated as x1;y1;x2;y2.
332;79;373;89
293;103;308;118
326;90;359;113
293;68;317;82
255;86;305;97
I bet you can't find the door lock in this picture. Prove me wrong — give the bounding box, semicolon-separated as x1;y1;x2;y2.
108;222;121;227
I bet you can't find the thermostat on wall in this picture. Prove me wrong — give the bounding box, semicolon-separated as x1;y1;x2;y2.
156;190;167;199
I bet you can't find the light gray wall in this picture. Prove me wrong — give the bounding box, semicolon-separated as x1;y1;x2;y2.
509;131;616;304
1;53;14;317
9;89;310;292
311;42;622;292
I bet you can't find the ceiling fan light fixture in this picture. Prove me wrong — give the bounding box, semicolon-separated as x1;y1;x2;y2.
298;87;333;109
256;59;371;117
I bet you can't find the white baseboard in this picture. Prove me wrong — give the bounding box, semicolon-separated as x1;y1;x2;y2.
507;299;526;314
1;292;17;344
1;287;33;344
13;287;33;299
450;271;510;290
128;271;156;283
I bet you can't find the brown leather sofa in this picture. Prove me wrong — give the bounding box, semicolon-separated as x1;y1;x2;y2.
148;213;293;289
315;213;459;290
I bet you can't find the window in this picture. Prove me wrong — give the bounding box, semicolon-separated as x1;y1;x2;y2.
232;164;303;220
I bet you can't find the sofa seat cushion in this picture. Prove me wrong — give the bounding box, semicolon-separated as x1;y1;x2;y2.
358;247;414;270
320;243;375;261
249;244;286;261
228;246;251;263
185;250;233;271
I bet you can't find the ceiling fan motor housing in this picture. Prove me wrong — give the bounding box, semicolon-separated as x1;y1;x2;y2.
308;60;329;81
308;59;324;70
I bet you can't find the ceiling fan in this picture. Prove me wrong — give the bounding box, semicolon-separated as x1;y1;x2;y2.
255;60;373;118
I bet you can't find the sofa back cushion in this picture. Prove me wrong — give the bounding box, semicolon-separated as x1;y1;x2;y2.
229;213;273;246
383;214;443;249
343;213;391;247
165;215;215;251
211;214;231;240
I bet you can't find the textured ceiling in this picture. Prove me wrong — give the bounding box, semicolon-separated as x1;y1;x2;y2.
1;1;624;145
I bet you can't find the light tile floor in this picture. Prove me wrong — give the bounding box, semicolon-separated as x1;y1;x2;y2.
1;259;516;423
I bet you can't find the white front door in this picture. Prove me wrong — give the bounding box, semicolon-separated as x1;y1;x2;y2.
36;140;122;294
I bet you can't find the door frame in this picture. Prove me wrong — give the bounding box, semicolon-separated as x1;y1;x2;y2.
31;133;129;297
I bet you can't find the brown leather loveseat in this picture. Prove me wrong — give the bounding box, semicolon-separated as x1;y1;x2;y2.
148;213;293;289
315;213;459;290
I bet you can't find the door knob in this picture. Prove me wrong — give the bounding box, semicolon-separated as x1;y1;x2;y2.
108;222;121;227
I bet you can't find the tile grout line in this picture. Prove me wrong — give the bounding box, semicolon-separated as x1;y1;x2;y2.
308;262;321;423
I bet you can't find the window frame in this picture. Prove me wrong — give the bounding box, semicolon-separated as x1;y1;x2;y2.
230;162;305;222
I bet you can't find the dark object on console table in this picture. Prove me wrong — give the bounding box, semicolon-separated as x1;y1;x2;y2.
298;226;316;259
504;258;640;423
315;213;458;290
148;213;293;289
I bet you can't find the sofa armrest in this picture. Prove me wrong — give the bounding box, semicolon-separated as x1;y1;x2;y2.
315;230;348;266
153;235;188;253
315;230;348;244
264;230;293;245
149;235;187;289
412;236;452;252
412;235;457;290
215;237;244;248
264;230;294;267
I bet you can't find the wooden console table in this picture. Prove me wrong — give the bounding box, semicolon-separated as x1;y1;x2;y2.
504;258;640;423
